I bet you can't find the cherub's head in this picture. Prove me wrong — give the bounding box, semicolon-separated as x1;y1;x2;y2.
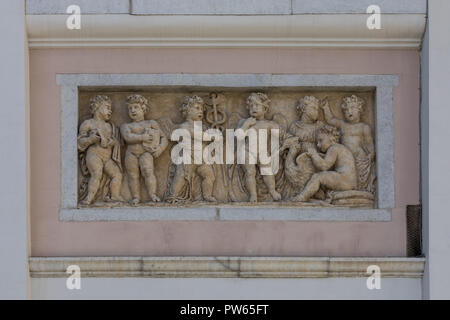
180;95;204;121
246;92;270;120
297;95;320;122
126;94;149;122
317;125;340;152
341;95;364;124
89;95;112;121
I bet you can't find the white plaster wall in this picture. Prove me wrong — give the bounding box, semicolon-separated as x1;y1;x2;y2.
426;0;450;299
31;277;422;300
421;12;429;301
0;0;29;299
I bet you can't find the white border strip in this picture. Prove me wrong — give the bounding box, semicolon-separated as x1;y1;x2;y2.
56;73;398;87
60;207;391;222
57;73;397;221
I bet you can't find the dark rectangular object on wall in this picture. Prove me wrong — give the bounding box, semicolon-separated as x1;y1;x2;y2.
407;204;422;257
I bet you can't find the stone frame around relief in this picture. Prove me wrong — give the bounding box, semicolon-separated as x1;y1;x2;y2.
57;73;397;221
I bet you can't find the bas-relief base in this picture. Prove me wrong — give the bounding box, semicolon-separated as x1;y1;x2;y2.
79;201;371;209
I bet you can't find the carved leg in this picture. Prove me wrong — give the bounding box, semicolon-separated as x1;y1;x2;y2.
197;164;216;202
293;171;344;202
104;159;123;202
124;151;141;205
243;164;257;202
292;172;322;202
262;174;281;201
139;152;160;202
82;153;104;205
170;165;188;200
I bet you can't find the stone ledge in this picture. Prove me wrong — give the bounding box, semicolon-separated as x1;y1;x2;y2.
29;256;426;278
27;14;426;49
219;208;390;221
60;207;390;222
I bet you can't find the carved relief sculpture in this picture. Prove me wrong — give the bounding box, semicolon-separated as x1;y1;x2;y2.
76;90;377;209
322;95;375;192
166;95;217;203
121;94;168;205
235;93;282;202
291;125;357;202
78;95;123;205
280;96;324;199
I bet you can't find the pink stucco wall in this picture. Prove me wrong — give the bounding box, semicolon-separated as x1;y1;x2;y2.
29;48;420;257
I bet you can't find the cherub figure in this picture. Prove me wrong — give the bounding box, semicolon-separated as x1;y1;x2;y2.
78;95;123;205
168;95;216;202
288;95;324;153
321;95;375;191
280;96;325;198
292;125;357;202
236;92;282;202
121;94;168;205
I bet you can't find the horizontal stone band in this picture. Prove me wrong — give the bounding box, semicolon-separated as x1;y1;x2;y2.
26;0;427;15
29;256;425;278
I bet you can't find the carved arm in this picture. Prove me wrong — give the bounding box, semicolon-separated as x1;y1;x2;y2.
120;124;144;144
308;147;337;171
152;125;169;158
363;124;375;160
77;123;99;152
321;100;344;128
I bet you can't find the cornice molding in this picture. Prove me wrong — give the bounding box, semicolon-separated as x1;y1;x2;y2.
26;14;426;48
29;256;426;278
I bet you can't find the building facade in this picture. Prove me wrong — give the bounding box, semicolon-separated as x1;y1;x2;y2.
0;0;448;299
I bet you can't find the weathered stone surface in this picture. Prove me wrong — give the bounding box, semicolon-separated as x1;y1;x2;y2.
26;0;426;15
131;0;291;15
292;0;427;14
26;0;129;14
76;89;376;208
29;256;426;278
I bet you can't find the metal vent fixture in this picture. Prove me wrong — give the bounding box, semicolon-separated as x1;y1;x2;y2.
406;204;422;257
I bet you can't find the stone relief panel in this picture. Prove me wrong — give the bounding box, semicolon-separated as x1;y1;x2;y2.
77;89;376;208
